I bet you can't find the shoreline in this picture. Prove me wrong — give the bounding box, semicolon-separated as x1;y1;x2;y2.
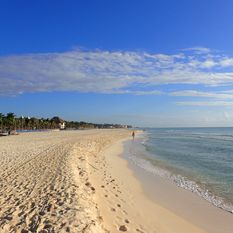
90;136;208;233
138;129;233;214
1;129;232;232
120;137;233;233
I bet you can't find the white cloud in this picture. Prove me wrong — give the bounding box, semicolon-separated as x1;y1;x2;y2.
102;89;163;95
200;59;216;68
219;58;233;67
224;111;230;120
1;48;233;96
182;47;211;54
171;90;233;99
176;101;233;106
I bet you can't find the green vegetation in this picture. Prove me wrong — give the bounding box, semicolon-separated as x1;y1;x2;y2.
0;113;132;131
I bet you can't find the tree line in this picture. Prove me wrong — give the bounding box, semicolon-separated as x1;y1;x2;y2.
0;113;63;131
0;113;132;131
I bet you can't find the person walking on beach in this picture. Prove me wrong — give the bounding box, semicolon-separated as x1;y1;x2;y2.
132;131;135;140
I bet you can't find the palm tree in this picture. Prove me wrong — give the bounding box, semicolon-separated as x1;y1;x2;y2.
25;117;31;130
19;116;24;130
6;112;16;130
0;113;4;131
30;117;37;130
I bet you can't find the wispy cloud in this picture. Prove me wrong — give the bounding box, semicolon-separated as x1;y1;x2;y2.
176;101;233;106
181;47;211;54
170;90;233;99
219;58;233;67
1;48;233;96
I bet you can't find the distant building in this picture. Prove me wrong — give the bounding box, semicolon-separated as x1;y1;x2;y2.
59;121;66;130
51;116;66;129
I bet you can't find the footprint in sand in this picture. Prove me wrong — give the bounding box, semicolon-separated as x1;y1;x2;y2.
119;225;127;231
85;182;91;187
125;219;130;224
123;210;128;215
136;228;144;233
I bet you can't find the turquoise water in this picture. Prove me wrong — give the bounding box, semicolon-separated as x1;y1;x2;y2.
130;128;233;213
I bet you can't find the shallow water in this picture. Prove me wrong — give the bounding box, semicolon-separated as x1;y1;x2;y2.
128;128;233;213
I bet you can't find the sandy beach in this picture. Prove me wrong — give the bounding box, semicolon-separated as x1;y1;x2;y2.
0;129;232;233
90;136;207;233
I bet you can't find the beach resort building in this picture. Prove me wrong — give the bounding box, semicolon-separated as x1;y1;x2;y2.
51;116;66;129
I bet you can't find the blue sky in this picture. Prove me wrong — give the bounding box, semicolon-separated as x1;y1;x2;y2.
1;0;233;127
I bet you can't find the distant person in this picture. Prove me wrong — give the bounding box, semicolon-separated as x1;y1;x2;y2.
132;131;135;140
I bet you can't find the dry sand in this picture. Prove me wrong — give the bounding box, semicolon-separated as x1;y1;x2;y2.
0;129;129;232
0;129;229;233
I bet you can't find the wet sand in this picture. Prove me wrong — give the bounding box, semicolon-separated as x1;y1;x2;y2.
91;137;208;233
123;139;233;233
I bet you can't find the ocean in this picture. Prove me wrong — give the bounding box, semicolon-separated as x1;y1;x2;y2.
127;128;233;213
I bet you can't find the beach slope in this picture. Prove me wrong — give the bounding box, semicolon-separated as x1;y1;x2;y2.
0;129;210;232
